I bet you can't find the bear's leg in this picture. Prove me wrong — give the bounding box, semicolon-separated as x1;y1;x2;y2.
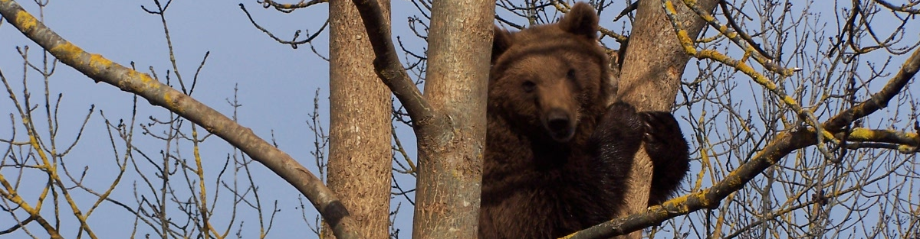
640;111;691;205
588;102;646;210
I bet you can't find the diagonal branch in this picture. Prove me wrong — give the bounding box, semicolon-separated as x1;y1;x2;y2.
824;48;920;132
565;46;920;239
350;0;433;127
0;1;361;239
565;128;816;239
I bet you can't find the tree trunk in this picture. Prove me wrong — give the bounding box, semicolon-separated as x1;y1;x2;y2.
326;1;393;238
616;0;718;237
410;0;494;238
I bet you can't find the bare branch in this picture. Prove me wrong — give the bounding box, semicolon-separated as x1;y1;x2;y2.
259;0;327;13
567;46;920;239
0;2;360;239
824;49;920;131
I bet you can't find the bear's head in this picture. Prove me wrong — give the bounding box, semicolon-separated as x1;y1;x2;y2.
489;2;612;143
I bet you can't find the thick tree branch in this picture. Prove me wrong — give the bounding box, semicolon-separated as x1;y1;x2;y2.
350;0;434;127
838;128;920;148
0;2;361;239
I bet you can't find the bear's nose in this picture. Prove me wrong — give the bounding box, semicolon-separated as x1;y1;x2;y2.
545;109;574;141
547;110;570;130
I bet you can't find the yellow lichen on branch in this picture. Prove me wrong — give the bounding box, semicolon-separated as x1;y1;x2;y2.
25;115;99;238
663;1;698;55
0;174;64;238
49;42;85;62
0;86;83;238
827;127;920;152
661;1;838;160
847;128;893;140
11;6;37;31
678;0;798;76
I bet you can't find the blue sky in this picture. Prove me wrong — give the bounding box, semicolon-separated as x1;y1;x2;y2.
1;1;341;238
2;0;918;238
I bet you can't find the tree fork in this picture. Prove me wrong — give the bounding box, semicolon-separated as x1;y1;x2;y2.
350;0;493;238
410;0;494;238
612;0;718;238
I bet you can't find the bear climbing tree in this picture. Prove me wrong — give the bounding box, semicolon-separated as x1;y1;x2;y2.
479;3;691;238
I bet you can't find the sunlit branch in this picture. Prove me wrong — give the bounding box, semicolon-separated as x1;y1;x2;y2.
660;0;837;162
832;128;920;153
681;0;792;75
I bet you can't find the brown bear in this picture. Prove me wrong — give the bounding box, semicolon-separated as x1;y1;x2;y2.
479;2;690;238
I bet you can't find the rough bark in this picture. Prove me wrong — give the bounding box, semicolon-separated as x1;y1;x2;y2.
620;0;718;109
325;1;392;239
410;0;494;238
615;0;719;238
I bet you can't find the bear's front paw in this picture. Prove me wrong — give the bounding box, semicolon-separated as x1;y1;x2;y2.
601;102;642;130
640;111;682;146
639;111;690;170
640;111;691;205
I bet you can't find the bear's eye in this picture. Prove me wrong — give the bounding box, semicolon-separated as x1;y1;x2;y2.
522;81;536;93
566;69;576;81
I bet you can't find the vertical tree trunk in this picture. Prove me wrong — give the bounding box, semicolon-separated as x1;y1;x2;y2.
411;0;494;238
617;0;718;237
326;1;393;238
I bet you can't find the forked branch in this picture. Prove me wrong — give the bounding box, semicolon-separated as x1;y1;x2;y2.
350;0;434;127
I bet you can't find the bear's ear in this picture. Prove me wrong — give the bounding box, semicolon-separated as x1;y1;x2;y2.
558;2;599;39
492;25;514;63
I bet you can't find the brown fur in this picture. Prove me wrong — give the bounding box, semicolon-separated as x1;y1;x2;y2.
480;2;690;238
480;3;619;238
